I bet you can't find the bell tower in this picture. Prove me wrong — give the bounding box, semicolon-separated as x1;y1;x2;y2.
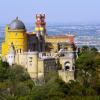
35;14;46;52
35;14;46;37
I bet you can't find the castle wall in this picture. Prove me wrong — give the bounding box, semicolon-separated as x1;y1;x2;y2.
15;53;27;68
58;70;74;83
38;59;44;80
27;52;38;79
15;52;57;80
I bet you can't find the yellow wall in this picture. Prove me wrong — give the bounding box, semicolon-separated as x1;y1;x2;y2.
2;25;27;56
46;36;67;43
45;36;72;52
1;42;8;57
7;30;27;51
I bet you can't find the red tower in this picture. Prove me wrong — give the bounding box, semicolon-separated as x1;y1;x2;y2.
35;14;46;52
35;14;46;36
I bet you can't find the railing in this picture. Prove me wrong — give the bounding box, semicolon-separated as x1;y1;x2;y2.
38;51;77;59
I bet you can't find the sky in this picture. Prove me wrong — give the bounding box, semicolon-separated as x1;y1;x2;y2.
0;0;100;24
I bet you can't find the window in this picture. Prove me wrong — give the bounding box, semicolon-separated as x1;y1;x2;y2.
65;66;70;70
15;33;18;36
72;67;74;70
29;57;32;62
20;49;21;53
16;41;18;44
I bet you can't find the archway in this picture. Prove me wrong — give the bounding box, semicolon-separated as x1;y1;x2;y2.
64;61;71;71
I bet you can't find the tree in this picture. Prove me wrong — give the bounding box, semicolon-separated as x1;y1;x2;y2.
91;47;98;52
81;45;89;53
0;62;34;99
0;61;9;81
75;46;100;95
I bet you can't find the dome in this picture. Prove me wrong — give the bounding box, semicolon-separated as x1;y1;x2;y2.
9;17;26;30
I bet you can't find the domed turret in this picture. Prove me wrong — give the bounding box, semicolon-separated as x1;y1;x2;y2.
9;17;26;30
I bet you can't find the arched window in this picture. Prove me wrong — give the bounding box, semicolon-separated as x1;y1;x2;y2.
64;61;70;71
65;66;69;70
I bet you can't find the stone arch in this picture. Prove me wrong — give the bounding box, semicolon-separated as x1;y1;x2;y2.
64;61;71;71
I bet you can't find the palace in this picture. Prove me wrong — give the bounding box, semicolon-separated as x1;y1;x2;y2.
1;14;77;84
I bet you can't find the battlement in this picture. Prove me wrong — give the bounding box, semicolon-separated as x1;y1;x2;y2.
36;14;45;19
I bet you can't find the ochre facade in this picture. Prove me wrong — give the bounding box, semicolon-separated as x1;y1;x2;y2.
45;35;75;52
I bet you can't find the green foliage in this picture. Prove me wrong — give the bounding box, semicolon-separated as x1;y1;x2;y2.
0;61;9;81
91;47;98;52
75;46;100;95
0;62;34;99
30;72;66;100
8;65;30;82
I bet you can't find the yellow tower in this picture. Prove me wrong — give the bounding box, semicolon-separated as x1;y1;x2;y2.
2;17;27;57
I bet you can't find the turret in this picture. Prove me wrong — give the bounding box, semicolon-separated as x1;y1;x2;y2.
35;14;46;37
35;14;46;52
2;17;27;57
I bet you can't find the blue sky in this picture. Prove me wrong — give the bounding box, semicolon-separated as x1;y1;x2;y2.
0;0;100;24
